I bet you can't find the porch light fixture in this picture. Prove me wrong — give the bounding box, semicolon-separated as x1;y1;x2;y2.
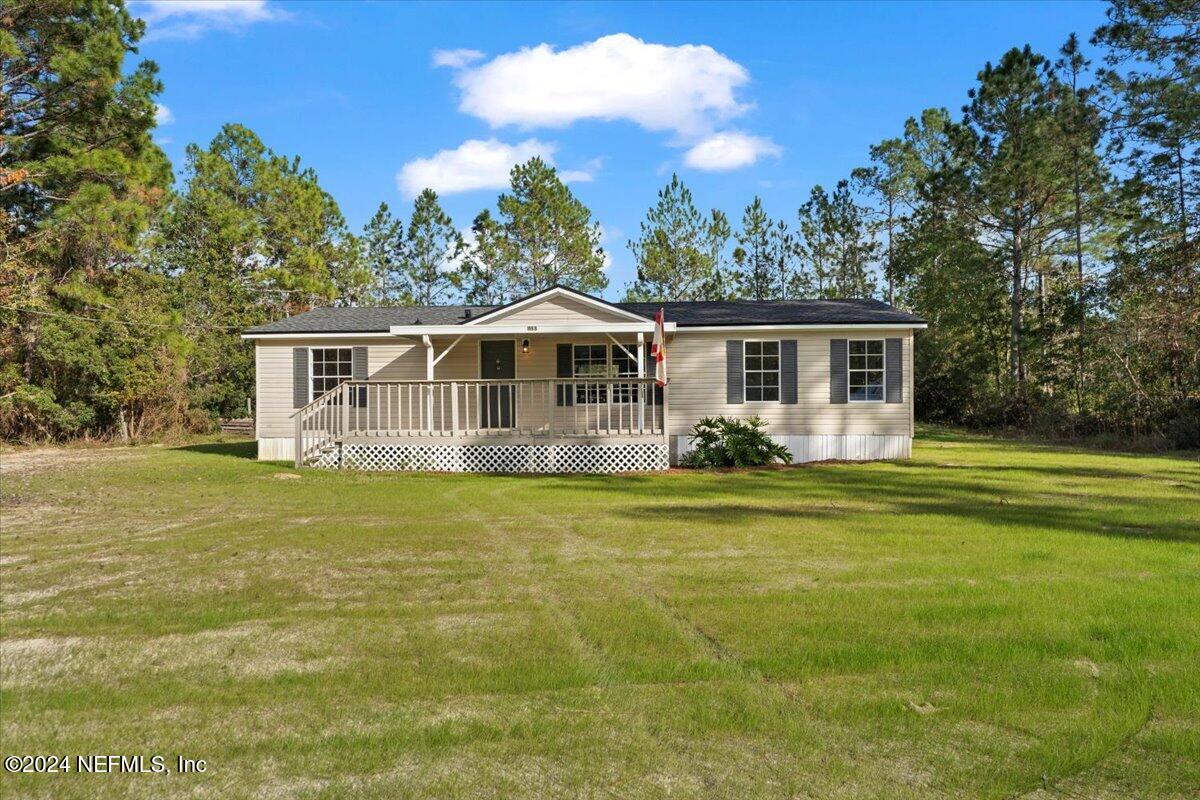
522;338;530;354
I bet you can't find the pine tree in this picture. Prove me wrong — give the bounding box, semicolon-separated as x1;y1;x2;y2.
0;0;175;438
795;186;835;297
701;209;735;299
958;46;1075;390
624;174;728;301
493;157;607;296
729;196;787;299
156;124;359;417
360;202;404;304
460;210;509;306
852;137;919;304
1052;34;1109;415
1094;0;1199;435
399;189;462;306
827;181;879;298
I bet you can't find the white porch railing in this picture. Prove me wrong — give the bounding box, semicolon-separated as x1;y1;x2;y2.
293;378;666;467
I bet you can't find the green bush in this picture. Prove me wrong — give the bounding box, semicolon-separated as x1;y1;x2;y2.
680;416;792;468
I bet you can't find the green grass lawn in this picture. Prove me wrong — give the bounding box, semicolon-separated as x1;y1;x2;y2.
2;431;1198;799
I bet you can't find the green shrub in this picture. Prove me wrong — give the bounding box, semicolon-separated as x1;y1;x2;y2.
680;416;792;468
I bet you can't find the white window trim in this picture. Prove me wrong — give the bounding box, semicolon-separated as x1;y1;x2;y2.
847;338;886;404
309;346;354;403
743;339;781;403
572;342;639;405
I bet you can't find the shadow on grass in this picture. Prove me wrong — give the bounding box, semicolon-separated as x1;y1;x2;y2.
916;424;1200;462
553;462;1200;546
172;441;257;460
623;502;845;524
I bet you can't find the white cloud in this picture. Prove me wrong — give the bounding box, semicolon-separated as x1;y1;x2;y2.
559;157;603;184
558;169;594;184
154;103;174;125
132;1;289;41
447;33;750;138
682;131;782;171
397;138;596;198
398;138;552;198
432;48;485;69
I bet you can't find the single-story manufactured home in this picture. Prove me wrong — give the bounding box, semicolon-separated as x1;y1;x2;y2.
241;285;926;472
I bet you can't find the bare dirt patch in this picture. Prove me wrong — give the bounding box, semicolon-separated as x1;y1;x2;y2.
0;445;140;477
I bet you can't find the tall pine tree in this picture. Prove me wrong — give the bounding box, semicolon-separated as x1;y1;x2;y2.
492;158;607;297
624;174;730;301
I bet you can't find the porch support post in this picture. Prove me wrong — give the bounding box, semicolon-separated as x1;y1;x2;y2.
294;411;302;468
422;335;435;380
422;335;434;431
637;332;645;433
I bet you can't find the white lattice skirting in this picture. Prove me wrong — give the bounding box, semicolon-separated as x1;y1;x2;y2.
310;442;670;473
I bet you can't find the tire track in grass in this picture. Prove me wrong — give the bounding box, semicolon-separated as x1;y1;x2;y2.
445;478;820;793
1009;703;1155;800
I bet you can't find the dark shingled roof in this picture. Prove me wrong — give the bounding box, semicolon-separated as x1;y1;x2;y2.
618;299;924;327
244;297;923;334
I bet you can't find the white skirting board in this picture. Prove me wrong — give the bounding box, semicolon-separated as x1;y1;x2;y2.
258;437;295;461
671;433;911;464
263;434;911;467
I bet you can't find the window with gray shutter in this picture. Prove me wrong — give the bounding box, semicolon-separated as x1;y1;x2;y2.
726;340;744;404
829;339;848;404
293;348;308;408
885;338;902;403
780;339;797;404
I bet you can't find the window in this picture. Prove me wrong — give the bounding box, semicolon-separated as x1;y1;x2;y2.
610;344;639;404
848;339;884;402
744;340;780;402
573;343;639;404
311;347;353;401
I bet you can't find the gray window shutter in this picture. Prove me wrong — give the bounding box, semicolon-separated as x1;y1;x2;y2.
885;338;903;404
777;343;796;407
780;339;798;404
726;340;744;404
293;348;309;408
351;346;368;407
556;343;573;406
830;339;848;404
352;346;368;380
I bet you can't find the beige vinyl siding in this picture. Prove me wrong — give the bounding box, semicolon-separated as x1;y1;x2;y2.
665;329;914;437
473;295;634;325
256;338;422;438
254;328;915;441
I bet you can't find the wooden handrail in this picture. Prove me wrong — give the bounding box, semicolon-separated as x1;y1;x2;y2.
294;377;668;466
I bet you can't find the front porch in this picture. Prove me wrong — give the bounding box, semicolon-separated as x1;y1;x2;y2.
294;377;668;472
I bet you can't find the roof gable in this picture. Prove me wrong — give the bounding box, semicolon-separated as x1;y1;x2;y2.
465;286;651;326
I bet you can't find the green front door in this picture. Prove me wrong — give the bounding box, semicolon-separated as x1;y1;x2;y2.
479;340;516;429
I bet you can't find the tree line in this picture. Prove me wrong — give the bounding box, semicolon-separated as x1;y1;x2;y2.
2;1;1196;447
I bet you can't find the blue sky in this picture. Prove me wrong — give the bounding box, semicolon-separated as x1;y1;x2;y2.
134;0;1109;298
